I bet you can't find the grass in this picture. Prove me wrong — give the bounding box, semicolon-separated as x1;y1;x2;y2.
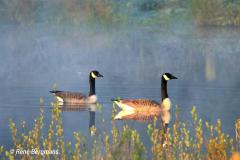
0;100;239;159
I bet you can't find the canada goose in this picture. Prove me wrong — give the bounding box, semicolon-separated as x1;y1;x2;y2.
113;73;177;133
50;70;103;105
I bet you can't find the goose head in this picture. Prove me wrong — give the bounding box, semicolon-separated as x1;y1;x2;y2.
162;73;177;81
90;70;103;79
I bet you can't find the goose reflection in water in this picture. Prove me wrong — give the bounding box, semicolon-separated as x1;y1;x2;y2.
114;109;169;124
114;108;170;146
60;104;96;134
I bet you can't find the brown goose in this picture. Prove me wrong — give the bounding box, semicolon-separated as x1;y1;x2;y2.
50;70;103;105
113;73;177;133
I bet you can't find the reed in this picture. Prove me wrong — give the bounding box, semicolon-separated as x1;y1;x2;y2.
236;119;240;151
0;100;239;159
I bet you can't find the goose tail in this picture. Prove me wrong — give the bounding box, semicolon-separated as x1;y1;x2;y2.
49;90;62;95
111;98;120;102
49;91;56;95
112;99;135;120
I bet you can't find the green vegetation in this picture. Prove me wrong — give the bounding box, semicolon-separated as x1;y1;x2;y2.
190;0;240;26
50;0;116;25
1;0;240;26
0;100;239;159
0;0;42;25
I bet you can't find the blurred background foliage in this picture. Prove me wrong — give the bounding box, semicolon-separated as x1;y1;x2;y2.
0;0;240;26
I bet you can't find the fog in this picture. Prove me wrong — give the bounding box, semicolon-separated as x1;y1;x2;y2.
1;24;240;88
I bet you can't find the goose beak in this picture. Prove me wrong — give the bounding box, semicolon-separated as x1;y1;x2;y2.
98;74;103;77
171;75;177;79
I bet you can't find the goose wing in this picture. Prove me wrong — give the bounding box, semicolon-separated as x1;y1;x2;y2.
113;99;161;120
56;91;86;99
119;99;160;109
50;91;87;100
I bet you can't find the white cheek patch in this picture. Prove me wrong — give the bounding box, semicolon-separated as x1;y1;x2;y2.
91;72;97;78
163;74;170;81
161;98;171;111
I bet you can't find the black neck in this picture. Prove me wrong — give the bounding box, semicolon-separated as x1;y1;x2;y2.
161;77;168;101
89;76;96;96
89;111;95;129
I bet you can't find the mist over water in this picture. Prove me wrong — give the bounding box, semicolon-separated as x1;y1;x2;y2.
1;25;240;85
0;21;240;150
